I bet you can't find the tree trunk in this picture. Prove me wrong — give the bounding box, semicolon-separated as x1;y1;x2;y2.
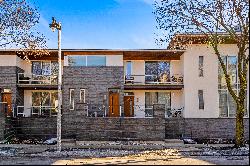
235;102;245;147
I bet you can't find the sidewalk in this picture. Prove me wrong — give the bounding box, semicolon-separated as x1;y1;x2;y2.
0;141;249;165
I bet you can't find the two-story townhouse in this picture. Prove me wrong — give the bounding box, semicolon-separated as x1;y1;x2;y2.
0;34;249;141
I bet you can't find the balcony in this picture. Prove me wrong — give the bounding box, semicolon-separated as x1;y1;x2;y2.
17;73;58;89
124;74;184;90
14;106;57;117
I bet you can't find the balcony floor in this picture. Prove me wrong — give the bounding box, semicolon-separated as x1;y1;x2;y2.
124;84;184;90
17;84;58;90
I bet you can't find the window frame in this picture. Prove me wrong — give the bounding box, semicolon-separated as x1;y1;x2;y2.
80;89;86;103
198;90;204;110
198;56;204;77
125;61;132;76
31;61;58;76
68;55;106;66
69;89;75;110
218;55;248;117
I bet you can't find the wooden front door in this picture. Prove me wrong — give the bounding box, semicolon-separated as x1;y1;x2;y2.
109;92;120;117
2;93;12;117
124;96;134;117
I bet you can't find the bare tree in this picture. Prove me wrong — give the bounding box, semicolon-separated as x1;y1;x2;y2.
154;0;249;147
0;0;49;59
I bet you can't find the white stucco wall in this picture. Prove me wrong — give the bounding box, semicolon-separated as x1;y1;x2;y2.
64;56;68;66
0;55;17;66
171;90;184;109
183;44;241;118
16;56;32;75
23;90;32;117
106;55;123;66
170;60;183;76
131;61;145;84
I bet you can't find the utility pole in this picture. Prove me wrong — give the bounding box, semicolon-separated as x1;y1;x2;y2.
49;17;62;152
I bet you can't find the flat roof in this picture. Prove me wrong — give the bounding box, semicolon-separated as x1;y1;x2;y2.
0;49;185;60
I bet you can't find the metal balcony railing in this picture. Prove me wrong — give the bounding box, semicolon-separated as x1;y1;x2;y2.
15;106;57;117
18;73;58;85
165;107;184;118
133;105;154;117
124;74;184;85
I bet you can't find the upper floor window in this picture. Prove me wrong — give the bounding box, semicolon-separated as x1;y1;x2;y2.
125;61;132;76
32;61;58;76
145;61;170;83
198;56;204;77
68;56;106;66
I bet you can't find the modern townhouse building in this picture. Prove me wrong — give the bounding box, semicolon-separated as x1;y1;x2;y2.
0;34;249;141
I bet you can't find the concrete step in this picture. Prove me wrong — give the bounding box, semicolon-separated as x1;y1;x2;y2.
164;139;184;144
62;139;76;143
62;139;76;147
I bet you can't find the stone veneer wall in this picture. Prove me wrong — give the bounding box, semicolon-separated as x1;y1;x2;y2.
165;118;249;140
62;113;165;141
0;66;24;107
0;106;5;141
7;117;249;141
62;66;124;113
14;117;57;139
62;104;166;141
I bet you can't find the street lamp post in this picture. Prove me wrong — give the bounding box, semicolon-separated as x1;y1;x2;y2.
49;17;62;152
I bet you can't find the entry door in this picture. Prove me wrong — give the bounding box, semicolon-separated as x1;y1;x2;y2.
124;96;134;117
109;92;120;117
2;93;12;117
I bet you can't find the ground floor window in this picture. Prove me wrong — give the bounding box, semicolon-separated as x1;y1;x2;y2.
198;90;204;110
145;92;171;116
32;91;58;115
219;90;248;117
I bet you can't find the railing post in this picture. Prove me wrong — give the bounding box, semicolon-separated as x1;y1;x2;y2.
12;106;15;118
50;107;52;117
17;73;19;84
86;105;88;117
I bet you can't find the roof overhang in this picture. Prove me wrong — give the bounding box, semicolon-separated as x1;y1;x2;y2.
0;49;185;60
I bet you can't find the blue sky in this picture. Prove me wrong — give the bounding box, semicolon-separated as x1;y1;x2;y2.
32;0;161;49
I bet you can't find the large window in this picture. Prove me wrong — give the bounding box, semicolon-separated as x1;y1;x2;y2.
32;61;58;75
31;91;58;116
32;91;58;107
145;92;171;116
68;56;106;66
145;61;170;83
218;56;248;117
